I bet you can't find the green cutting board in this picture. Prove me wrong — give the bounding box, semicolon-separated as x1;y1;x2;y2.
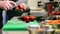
3;19;38;31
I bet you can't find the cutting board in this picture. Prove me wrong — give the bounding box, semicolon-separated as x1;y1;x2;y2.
3;19;38;31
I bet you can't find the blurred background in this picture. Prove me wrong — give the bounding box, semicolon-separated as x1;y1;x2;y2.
2;0;60;34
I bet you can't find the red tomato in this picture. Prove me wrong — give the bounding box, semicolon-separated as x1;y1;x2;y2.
24;16;29;19
18;4;25;10
25;16;30;23
21;16;26;21
25;19;30;23
29;15;36;21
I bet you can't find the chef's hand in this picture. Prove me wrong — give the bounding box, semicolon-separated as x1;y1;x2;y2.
0;1;16;10
1;0;10;1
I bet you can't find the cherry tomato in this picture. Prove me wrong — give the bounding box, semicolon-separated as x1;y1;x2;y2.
29;15;36;21
18;4;25;10
25;16;30;23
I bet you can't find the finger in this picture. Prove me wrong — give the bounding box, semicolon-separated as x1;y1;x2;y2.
7;2;12;8
5;3;10;10
4;1;12;10
3;1;9;10
10;1;17;6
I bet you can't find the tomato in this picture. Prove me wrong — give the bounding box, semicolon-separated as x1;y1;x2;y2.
25;16;30;23
29;15;36;21
21;15;36;23
21;16;26;21
18;4;25;10
25;19;30;23
21;16;30;23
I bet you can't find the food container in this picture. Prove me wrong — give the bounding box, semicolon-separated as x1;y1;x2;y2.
28;25;54;34
43;24;54;34
28;25;40;34
28;25;46;34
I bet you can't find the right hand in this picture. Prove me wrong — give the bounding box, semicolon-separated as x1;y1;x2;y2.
0;1;16;10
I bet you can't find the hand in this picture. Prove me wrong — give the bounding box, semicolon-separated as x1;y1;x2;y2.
0;1;16;10
1;0;11;1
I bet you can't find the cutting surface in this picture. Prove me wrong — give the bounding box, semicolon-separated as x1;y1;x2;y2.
3;19;38;31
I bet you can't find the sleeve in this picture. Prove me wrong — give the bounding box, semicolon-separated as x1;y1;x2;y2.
0;9;3;29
